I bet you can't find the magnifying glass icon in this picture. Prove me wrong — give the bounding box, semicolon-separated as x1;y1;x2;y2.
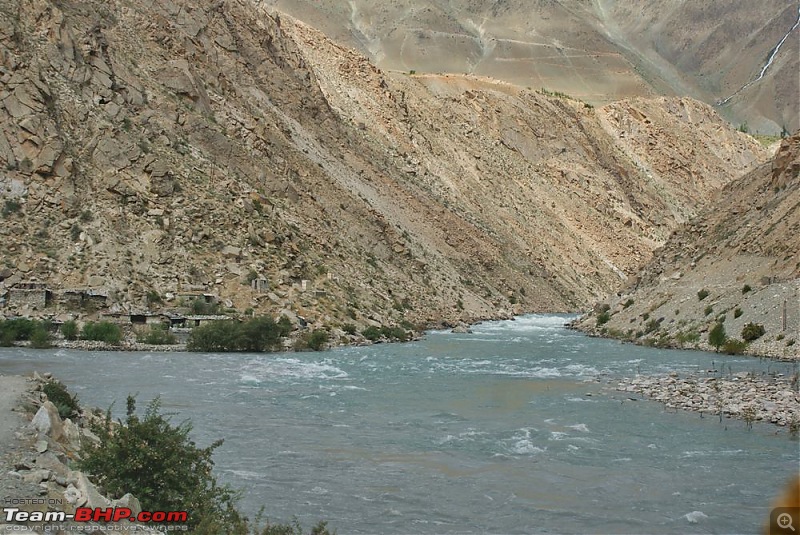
779;513;796;532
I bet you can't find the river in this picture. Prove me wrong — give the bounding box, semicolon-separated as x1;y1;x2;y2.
1;315;797;534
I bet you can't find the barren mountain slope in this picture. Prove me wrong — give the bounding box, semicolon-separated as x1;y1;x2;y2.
600;0;800;134
573;134;800;359
0;0;767;331
262;0;799;133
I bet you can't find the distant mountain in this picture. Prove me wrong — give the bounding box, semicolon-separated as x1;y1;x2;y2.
0;0;767;331
573;133;800;358
262;0;799;134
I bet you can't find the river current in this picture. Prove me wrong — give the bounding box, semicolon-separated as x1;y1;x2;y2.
1;315;797;534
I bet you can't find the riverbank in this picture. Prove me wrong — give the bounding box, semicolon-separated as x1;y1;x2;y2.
617;369;800;429
0;372;161;532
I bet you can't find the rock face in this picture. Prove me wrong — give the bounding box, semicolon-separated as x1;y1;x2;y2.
574;133;800;359
0;0;768;329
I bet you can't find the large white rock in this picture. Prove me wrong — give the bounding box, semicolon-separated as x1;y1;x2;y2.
31;401;64;441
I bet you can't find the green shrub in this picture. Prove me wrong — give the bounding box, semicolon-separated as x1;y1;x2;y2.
307;330;329;351
42;381;80;420
2;199;21;217
342;324;357;335
61;320;79;341
742;284;752;294
380;326;410;342
146;290;163;306
697;289;710;301
360;325;409;342
361;326;382;341
138;324;177;345
81;321;123;345
30;327;52;349
187;317;291;353
722;338;747;355
644;319;660;334
704;306;714;316
187;320;242;352
733;308;743;319
741;322;765;342
0;318;38;342
238;317;285;352
80;396;246;531
596;311;611;326
677;330;700;345
788;339;796;347
623;299;634;309
191;299;221;315
709;322;726;351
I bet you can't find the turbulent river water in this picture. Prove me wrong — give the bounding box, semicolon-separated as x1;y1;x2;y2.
1;315;798;534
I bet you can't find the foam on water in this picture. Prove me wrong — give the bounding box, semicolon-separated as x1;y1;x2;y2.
566;424;590;432
241;357;348;382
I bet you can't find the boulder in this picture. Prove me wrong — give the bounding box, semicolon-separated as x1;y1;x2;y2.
73;471;112;509
31;401;64;441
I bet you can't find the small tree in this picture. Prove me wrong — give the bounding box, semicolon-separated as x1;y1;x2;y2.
741;322;765;341
80;396;246;531
709;322;726;351
61;320;79;341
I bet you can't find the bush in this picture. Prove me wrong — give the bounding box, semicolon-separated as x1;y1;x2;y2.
0;318;38;343
722;339;748;355
187;317;291;353
42;380;79;420
709;322;726;351
697;289;710;301
146;290;163;306
741;284;752;294
61;320;79;341
361;326;381;341
360;325;409;342
80;396;246;531
741;322;765;342
30;327;52;349
596;311;611;326
307;330;329;351
733;308;743;319
138;324;177;345
191;299;221;315
342;324;357;335
2;199;21;217
704;306;714;316
81;321;123;345
623;299;634;309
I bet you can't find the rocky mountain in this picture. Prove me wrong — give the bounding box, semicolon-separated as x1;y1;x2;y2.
572;133;800;358
0;0;768;332
262;0;800;134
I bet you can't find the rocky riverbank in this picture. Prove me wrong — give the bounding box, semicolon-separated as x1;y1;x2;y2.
0;372;161;532
617;370;800;429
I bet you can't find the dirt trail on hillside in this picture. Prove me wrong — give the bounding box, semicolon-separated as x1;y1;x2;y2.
0;375;28;450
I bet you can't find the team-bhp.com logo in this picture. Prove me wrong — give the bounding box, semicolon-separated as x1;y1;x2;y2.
3;506;188;524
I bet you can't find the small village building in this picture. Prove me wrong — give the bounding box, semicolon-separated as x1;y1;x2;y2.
7;282;52;309
185;315;231;328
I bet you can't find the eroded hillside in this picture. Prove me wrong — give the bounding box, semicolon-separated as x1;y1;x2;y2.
263;0;800;133
573;134;800;359
0;0;768;331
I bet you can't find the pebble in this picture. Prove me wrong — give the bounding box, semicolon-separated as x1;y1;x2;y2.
617;372;800;427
